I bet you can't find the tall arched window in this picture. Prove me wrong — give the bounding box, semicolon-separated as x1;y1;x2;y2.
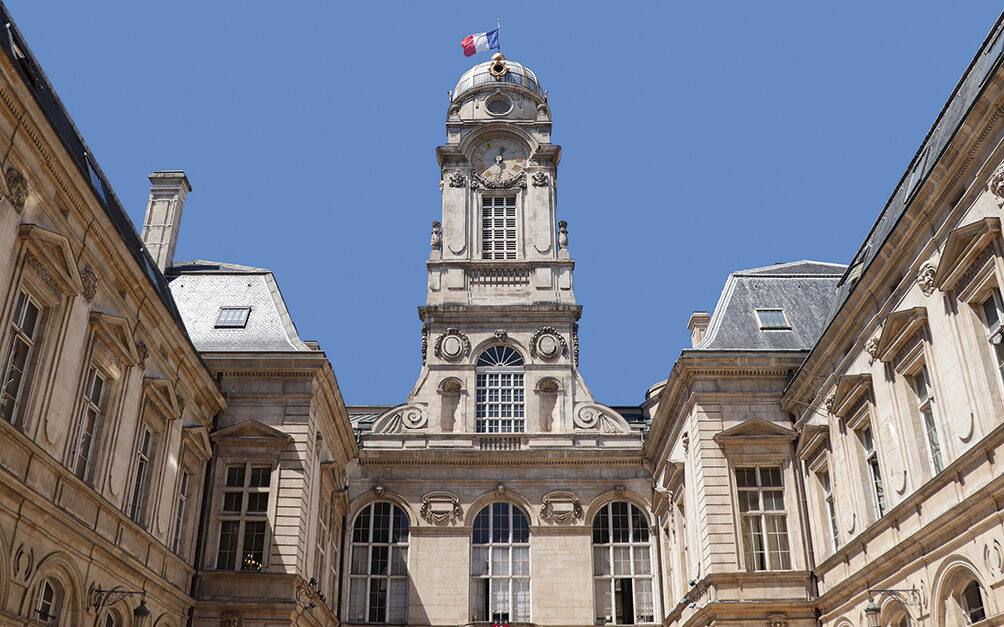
471;502;530;622
476;346;525;433
592;502;656;625
961;580;987;624
33;577;63;624
348;502;409;624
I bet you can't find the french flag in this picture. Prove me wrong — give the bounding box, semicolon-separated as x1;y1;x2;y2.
461;28;499;57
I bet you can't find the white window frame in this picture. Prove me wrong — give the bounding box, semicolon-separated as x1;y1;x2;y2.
171;469;191;554
216;463;272;571
481;195;517;260
735;466;791;571
69;365;106;481
128;427;154;524
215;306;251;328
754;308;790;330
592;501;656;625
475;346;525;433
470;501;531;623
347;501;410;624
817;469;839;552
0;290;42;424
977;286;1004;391
858;424;886;518
910;366;944;473
33;577;61;624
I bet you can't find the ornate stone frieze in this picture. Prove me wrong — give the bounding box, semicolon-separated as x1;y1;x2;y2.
5;166;28;213
420;491;463;526
573;403;630;433
532;171;549;187
990;163;1004;207
371;404;428;432
434;328;471;361
539;491;583;525
916;261;937;296
448;171;466;188
529;326;568;360
24;253;60;294
79;266;97;300
471;170;526;190
956;246;996;295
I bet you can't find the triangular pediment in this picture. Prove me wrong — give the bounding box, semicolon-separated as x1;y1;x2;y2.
18;222;83;295
714;417;797;444
831;373;872;418
143;377;179;423
89;311;139;365
796;423;830;462
211;419;292;448
934;217;1001;291
182;425;213;461
877;307;927;363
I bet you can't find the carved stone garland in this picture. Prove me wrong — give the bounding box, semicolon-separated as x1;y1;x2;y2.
471;169;526;190
539;491;583;525
420;491;463;526
529;326;568;360
434;328;471;361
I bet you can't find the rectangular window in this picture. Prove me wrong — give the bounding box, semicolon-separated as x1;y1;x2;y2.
818;470;839;551
979;287;1004;388
171;471;190;554
215;307;251;328
70;366;105;480
482;196;517;260
216;463;271;570
755;308;790;330
475;371;525;433
1;291;41;423
735;466;791;571
911;366;944;473
129;427;154;524
860;426;886;517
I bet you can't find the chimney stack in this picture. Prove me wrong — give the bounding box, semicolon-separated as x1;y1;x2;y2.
688;311;711;348
141;171;191;271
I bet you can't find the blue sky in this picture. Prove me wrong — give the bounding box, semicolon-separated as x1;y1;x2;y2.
7;2;1002;405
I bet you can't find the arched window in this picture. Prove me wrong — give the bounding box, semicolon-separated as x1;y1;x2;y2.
475;346;525;433
592;502;656;625
101;608;123;627
471;502;530;622
348;502;409;624
961;580;986;624
33;577;63;624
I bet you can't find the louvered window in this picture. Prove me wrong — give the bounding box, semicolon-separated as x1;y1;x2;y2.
482;196;517;260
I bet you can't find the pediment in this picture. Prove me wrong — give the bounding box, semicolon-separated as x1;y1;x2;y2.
18;222;83;294
877;307;927;363
211;419;292;448
796;423;830;461
143;377;179;422
934;217;1001;291
830;373;872;418
182;425;213;461
89;311;139;365
713;417;797;445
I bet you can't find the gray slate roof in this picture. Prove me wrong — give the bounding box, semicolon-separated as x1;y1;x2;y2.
698;260;846;351
167;260;310;352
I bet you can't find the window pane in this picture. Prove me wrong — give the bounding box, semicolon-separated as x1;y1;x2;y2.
225;466;245;487
390;546;408;576
594;546;611;576
473;508;490;544
612;546;631;575
634;578;654;622
595;579;612;624
217;520;240;569
249;466;271;487
372;502;391;543
368;578;387;623
492;546;510;576
472;546;489;576
512;579;530;622
633;546;651;575
611;502;630;543
350;546;368;575
348;579;368;622
512;507;529;543
388;579;408;623
247;492;269;513
492;502;510;543
631;506;649;542
222;492;242;513
353;508;371;543
593;506;610;543
242;520;266;567
370;545;389;575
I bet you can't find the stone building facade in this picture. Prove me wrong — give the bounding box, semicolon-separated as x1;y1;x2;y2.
3;2;1004;626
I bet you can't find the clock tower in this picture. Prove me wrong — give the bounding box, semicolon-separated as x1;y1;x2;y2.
368;53;635;440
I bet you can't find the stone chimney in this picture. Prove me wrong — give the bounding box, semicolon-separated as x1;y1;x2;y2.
141;171;191;271
688;311;711;348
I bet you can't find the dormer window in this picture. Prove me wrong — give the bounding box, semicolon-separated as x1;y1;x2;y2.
755;308;790;330
215;307;251;329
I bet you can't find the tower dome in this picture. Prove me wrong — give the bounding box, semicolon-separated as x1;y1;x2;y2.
453;53;543;101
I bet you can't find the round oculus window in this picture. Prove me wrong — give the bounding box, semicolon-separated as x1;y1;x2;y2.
486;97;512;115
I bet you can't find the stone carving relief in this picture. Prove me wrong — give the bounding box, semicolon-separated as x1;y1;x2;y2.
371;404;428;432
571;322;580;367
434;328;471;361
448;171;466;188
221;611;243;627
531;171;549;187
421;324;429;365
538;378;559;432
420;491;463;526
985;538;1004;575
865;336;880;365
823;394;835;414
916;261;937;296
529;326;568;360
494;329;508;343
5;166;28;213
573;403;630;433
990;163;1004;207
135;340;149;369
558;220;568;250
539;491;583;525
177;396;186;419
472;169;526;190
766;612;788;627
495;484;506;496
79;267;97;300
430;221;442;251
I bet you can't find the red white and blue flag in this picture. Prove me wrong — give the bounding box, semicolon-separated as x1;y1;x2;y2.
461;28;499;57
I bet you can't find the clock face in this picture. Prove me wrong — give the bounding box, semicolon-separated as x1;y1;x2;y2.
471;137;527;184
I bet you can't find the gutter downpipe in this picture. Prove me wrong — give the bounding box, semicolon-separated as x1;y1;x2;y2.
187;410;222;627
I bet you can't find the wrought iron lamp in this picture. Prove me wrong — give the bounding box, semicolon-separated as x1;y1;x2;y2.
91;589;150;627
864;600;881;627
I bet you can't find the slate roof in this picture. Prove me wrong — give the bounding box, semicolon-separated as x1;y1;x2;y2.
697;260;846;351
348;406;391;433
166;260;310;352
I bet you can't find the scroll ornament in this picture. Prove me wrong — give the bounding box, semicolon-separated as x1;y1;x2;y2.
573;403;630;433
371;404;428;432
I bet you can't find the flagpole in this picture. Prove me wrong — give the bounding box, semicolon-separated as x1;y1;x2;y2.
497;17;501;54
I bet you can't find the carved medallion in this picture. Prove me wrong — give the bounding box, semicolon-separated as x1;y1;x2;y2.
448;171;466;188
434;328;471;361
532;171;549;187
5;166;28;213
529;326;568;360
540;491;583;525
494;329;508;343
420;491;463;526
916;261;937;296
